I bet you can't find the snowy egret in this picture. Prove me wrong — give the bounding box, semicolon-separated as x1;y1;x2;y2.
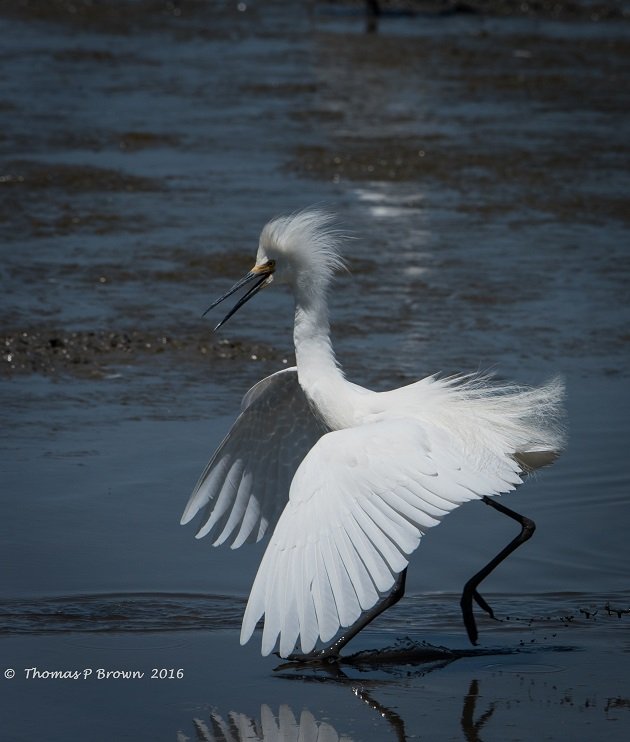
181;211;564;660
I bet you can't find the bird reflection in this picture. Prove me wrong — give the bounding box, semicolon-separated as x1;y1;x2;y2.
180;705;352;742
180;636;514;741
272;641;458;742
180;679;496;742
461;679;497;742
351;686;407;742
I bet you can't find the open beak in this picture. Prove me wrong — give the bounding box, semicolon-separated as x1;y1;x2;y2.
203;261;275;330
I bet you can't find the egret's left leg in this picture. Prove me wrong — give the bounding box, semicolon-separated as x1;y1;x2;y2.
460;496;536;645
286;568;408;662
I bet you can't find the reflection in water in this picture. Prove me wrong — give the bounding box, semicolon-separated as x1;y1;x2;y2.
181;677;495;742
179;705;353;742
461;679;496;742
276;639;486;742
186;634;584;742
185;642;506;742
352;685;407;742
272;642;463;742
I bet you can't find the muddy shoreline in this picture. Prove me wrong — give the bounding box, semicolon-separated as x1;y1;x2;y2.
1;327;285;378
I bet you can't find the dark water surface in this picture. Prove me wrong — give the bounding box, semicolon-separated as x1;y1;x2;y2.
1;1;629;740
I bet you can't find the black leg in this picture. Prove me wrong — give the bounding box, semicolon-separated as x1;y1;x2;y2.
460;496;536;645
287;568;408;662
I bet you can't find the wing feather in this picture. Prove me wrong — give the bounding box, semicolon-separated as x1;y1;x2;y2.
279;547;300;658
352;500;408;574
241;416;523;657
182;367;326;548
312;545;338;647
231;488;262;548
261;547;283;656
321;534;358;627
377;484;442;530
212;468;253;546
346;512;394;593
336;519;379;610
193;458;246;540
330;534;363;622
360;493;422;556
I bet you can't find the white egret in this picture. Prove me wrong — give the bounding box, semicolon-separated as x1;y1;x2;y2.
181;211;564;660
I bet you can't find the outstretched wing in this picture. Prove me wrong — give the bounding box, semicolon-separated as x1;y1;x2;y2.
181;367;327;548
241;417;523;657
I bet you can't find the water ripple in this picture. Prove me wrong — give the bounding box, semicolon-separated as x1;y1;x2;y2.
2;591;627;638
0;592;245;635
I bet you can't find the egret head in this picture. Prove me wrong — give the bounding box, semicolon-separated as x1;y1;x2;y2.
206;210;344;329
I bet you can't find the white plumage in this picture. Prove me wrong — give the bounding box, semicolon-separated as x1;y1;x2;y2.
182;211;564;658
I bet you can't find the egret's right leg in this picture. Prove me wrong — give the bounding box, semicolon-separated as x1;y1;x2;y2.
286;568;408;662
460;496;536;645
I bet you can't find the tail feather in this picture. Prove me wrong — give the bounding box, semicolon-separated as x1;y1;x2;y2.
430;373;566;472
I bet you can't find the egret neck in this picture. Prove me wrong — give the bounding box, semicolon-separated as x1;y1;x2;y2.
293;286;355;431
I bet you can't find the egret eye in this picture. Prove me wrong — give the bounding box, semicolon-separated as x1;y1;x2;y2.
253;258;275;273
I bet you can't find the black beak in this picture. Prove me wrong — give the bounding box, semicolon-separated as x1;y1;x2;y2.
204;267;273;330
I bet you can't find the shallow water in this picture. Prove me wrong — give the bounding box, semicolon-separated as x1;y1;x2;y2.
1;605;629;741
1;1;629;739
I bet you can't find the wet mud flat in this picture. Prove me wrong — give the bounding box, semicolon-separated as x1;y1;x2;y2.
296;11;630;225
1;327;284;379
1;0;629;389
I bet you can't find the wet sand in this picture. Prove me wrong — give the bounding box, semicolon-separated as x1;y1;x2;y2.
1;1;629;740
